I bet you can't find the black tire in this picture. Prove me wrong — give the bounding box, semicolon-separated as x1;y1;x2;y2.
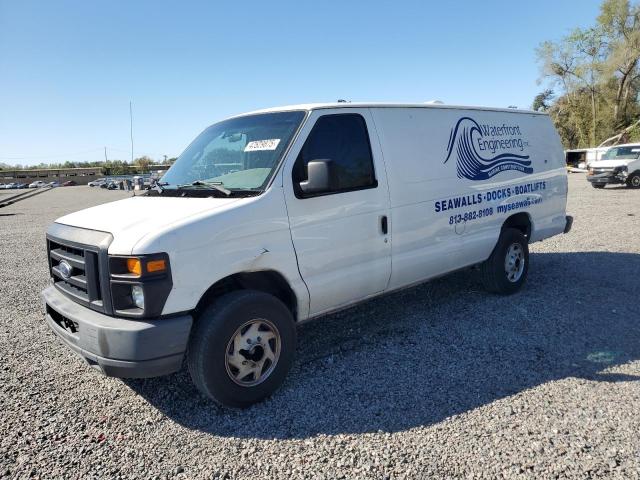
187;290;296;408
627;173;640;188
480;228;529;295
591;183;605;189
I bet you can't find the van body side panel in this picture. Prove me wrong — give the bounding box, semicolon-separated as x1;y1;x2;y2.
370;107;567;290
516;117;567;243
131;187;310;319
371;107;465;289
281;109;392;316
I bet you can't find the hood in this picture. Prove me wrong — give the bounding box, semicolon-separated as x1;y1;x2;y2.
55;195;243;254
590;159;632;168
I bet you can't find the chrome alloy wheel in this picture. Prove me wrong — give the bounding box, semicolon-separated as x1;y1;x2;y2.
504;243;525;283
225;319;281;387
631;175;640;187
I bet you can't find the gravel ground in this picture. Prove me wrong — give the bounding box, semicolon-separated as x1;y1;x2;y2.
1;178;639;479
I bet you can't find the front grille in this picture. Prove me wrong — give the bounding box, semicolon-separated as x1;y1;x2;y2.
592;168;614;175
48;238;103;310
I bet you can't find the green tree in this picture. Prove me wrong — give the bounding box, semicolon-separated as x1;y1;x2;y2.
532;89;554;112
103;160;129;175
133;155;153;172
598;0;640;125
536;0;640;148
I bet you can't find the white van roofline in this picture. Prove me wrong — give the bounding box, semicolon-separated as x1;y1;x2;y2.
232;102;547;119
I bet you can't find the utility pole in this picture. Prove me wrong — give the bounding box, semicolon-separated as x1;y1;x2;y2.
104;146;108;162
129;101;134;164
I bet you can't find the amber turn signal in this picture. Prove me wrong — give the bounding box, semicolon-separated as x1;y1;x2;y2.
126;258;142;276
146;259;167;273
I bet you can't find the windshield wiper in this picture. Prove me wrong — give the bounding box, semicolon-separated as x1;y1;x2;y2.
177;180;231;196
227;188;264;196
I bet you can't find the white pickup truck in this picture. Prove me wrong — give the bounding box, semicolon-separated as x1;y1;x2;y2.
587;143;640;188
42;102;572;407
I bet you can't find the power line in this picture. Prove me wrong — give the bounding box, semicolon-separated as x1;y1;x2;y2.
0;148;105;160
0;145;148;162
1;146;173;163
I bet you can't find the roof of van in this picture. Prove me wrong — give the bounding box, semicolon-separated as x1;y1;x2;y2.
235;102;547;117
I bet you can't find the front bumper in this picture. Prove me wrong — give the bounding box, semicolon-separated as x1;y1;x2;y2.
42;285;192;378
587;172;626;185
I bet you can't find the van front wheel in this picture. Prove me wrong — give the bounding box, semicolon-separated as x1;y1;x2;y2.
480;228;529;295
187;290;296;408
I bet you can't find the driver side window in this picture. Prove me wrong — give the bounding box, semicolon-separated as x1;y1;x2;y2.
293;114;377;197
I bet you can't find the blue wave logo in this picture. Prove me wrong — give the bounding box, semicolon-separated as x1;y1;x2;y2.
444;117;533;180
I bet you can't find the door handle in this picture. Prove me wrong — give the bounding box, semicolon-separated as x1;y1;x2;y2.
381;215;388;235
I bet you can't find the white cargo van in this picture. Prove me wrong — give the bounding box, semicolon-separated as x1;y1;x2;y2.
42;103;572;407
586;143;640;188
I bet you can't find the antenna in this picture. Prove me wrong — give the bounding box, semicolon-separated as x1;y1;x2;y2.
129;101;134;163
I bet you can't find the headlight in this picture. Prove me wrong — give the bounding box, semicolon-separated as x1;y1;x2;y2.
124;257;167;276
131;285;145;309
108;253;172;318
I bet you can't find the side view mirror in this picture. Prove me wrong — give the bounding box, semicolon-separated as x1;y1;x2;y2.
299;159;334;194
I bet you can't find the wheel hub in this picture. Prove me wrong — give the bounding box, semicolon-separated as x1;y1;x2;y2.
225;319;280;387
240;344;265;363
504;243;525;283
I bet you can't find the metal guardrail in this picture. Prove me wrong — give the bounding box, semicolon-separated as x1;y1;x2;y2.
0;187;55;209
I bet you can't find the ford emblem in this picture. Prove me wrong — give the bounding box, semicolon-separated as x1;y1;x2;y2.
58;260;73;279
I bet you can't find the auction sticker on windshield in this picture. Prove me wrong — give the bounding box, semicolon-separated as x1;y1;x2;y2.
244;139;281;151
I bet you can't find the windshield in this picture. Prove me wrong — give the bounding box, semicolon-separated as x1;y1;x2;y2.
161;111;306;192
602;146;640;160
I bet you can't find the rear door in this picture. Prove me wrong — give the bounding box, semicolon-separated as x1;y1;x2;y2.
282;109;391;316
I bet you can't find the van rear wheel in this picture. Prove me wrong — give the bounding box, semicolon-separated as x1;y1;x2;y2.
480;228;529;295
187;290;296;408
591;183;605;189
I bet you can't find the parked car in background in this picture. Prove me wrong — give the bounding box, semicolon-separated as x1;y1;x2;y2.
29;180;47;188
3;183;18;189
587;143;640;189
88;179;106;187
100;181;118;190
16;183;28;189
62;180;78;187
48;181;60;188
